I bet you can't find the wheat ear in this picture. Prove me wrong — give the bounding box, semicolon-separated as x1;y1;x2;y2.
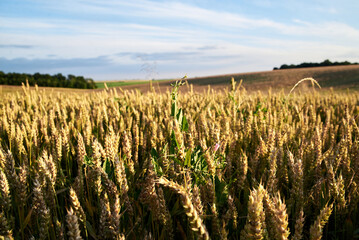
309;203;333;240
66;208;83;240
288;77;321;97
157;177;209;240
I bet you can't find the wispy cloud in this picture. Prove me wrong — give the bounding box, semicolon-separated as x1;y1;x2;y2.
117;51;205;61
35;0;286;30
32;0;358;41
0;56;112;72
0;44;34;49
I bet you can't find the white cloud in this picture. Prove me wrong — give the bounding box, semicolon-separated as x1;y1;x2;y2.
285;20;359;40
24;0;359;42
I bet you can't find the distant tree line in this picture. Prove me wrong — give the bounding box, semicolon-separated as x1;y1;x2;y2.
273;59;359;70
0;71;97;89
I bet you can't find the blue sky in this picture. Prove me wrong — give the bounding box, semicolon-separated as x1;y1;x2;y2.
1;0;358;80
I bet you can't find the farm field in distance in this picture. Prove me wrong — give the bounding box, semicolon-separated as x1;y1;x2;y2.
111;65;359;93
0;65;359;239
95;80;148;89
2;65;359;95
95;79;174;89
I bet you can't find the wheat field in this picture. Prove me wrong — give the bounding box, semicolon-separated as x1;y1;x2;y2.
0;80;358;239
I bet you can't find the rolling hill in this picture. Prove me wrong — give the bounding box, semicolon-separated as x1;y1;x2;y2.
117;65;359;93
1;65;359;95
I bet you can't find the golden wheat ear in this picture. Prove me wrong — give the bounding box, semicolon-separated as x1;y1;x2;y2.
157;177;209;240
309;203;333;240
288;77;321;97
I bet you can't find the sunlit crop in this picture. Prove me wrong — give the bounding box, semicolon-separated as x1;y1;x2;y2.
0;80;358;239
